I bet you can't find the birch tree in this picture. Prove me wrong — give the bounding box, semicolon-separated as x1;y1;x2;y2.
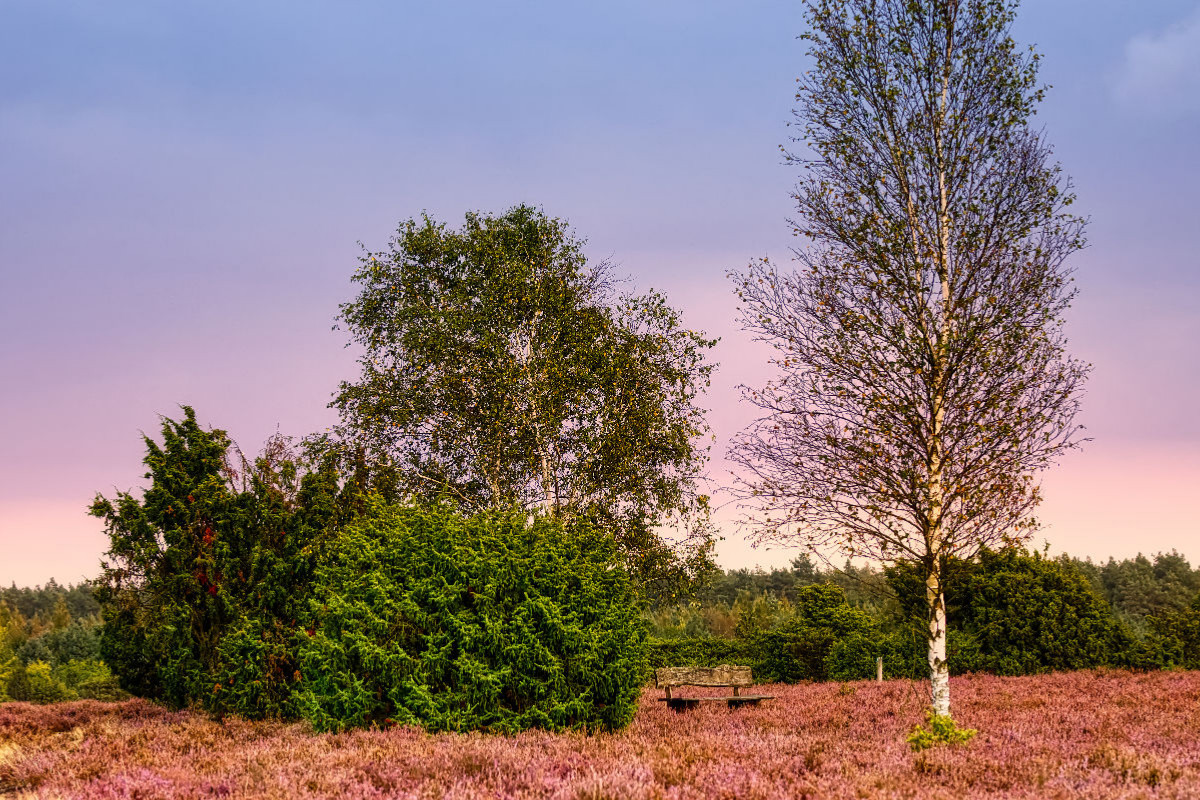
333;205;718;597
730;0;1088;720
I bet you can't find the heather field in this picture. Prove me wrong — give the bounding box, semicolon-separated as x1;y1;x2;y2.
2;670;1198;799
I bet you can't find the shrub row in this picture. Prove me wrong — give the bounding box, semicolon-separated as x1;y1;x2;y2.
3;659;128;704
646;584;928;683
295;501;646;733
647;548;1200;684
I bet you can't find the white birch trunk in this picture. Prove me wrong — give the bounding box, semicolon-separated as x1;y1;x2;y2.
926;571;950;717
926;3;956;721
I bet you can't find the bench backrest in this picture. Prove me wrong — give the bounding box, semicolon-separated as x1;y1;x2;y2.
655;665;753;689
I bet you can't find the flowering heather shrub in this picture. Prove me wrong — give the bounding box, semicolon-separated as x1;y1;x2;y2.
295;500;646;733
4;670;1200;798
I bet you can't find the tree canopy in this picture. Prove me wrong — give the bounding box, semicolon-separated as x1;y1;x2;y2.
730;0;1088;719
332;205;718;597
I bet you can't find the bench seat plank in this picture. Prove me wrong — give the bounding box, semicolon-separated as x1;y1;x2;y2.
655;665;753;688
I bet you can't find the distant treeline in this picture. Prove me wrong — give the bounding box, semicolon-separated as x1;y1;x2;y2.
3;547;1198;700
1;580;101;627
652;550;1200;638
0;579;124;703
3;548;1197;646
643;548;1200;683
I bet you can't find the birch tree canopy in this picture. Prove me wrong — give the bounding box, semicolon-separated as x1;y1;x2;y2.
729;0;1090;720
333;205;718;598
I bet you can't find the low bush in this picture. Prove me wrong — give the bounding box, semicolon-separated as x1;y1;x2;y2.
295;500;647;733
889;549;1141;675
908;712;977;750
646;585;918;683
645;638;755;673
51;659;111;690
1149;593;1200;669
7;662;73;704
827;629;926;681
75;676;130;702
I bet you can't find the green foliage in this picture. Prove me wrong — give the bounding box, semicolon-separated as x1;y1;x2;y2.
5;662;30;701
646;584;916;684
3;657;132;704
295;500;646;733
91;407;350;717
16;636;53;666
889;549;1136;674
0;651;15;702
908;713;977;751
827;630;926;682
1095;552;1200;630
55;660;131;702
0;580;99;623
645;638;756;673
76;676;130;702
8;661;73;704
332;204;718;599
1149;593;1200;669
17;622;100;667
750;585;877;682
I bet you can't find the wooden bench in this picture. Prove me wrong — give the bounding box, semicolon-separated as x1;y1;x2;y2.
655;665;774;712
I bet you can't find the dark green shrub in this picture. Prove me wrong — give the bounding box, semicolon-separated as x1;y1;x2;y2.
827;629;926;681
16;637;53;666
75;676;131;702
752;584;878;682
648;585;890;684
46;622;100;665
1149;593;1200;669
294;501;646;733
644;638;755;673
752;621;833;682
91;408;355;717
5;663;30;701
889;548;1135;675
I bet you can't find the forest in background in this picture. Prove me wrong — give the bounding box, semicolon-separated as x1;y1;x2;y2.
4;546;1198;706
648;549;1200;639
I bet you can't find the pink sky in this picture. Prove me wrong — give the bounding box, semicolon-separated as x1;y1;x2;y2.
2;1;1198;586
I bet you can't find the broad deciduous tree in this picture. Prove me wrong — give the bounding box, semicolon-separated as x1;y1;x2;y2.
730;0;1088;719
333;205;718;598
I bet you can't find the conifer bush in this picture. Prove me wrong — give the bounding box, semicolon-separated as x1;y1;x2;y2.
90;408;352;718
295;500;647;733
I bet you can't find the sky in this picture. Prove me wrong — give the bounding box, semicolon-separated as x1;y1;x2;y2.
1;0;1197;587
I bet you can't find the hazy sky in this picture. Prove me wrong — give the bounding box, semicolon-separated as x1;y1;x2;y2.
2;1;1197;586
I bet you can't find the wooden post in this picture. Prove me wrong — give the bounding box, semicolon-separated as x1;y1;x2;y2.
876;656;883;683
733;686;740;697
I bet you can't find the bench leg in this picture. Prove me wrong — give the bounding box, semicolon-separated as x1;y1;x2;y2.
726;698;762;709
667;698;700;713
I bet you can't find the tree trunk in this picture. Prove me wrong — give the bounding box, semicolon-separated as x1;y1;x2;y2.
926;1;957;721
539;447;555;515
926;567;950;717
